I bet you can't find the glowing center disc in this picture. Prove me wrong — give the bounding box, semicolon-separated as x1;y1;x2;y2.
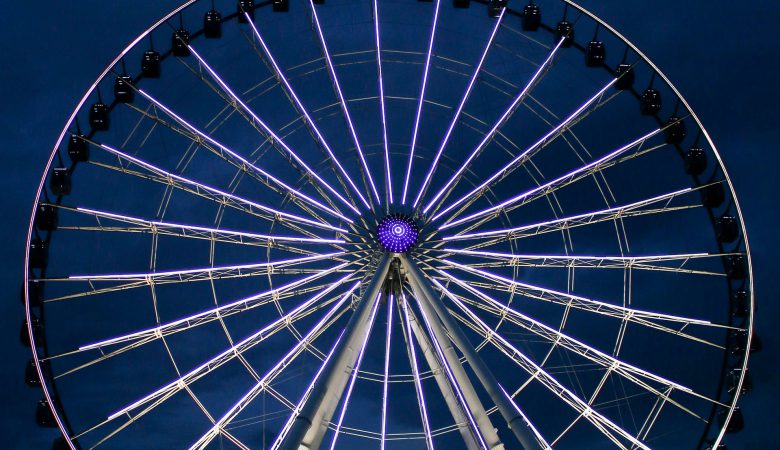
376;214;419;253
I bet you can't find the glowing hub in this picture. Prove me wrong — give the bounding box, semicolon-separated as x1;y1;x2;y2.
376;214;419;253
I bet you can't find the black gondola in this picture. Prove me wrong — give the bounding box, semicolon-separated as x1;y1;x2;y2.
726;255;746;280
35;204;58;231
522;4;541;31
29;238;49;269
730;289;750;318
664;116;686;144
67;134;89;162
36;399;57;428
453;0;470;7
113;75;134;103
701;183;725;208
25;358;42;387
488;0;506;18
556;20;574;47
22;279;45;308
204;9;222;38
273;0;289;12
172;29;191;56
614;63;634;90
640;88;662;115
728;368;752;395
585;40;605;67
52;437;70;450
238;0;255;22
20;316;44;347
718;407;744;434
141;50;161;78
50;167;71;196
716;215;738;242
89;102;109;131
684;147;706;175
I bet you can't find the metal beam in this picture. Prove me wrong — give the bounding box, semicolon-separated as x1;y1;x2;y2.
399;254;542;450
404;258;504;450
279;254;392;450
404;296;481;450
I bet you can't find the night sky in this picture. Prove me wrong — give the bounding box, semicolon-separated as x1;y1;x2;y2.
1;1;778;449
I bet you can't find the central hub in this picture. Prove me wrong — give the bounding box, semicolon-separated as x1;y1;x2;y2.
376;214;419;253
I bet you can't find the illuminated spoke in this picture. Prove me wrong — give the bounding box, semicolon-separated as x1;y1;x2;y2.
373;0;393;204
189;287;355;450
439;259;734;343
186;44;360;215
95;142;348;233
380;293;394;450
439;248;730;277
244;16;371;210
439;127;663;230
328;292;383;450
413;8;507;209
399;293;435;450
133;88;352;222
435;273;723;411
423;37;567;217
308;0;381;205
430;75;618;222
444;186;704;245
402;0;441;204
78;264;357;353
435;280;652;450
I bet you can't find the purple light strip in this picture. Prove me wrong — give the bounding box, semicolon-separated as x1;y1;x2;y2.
400;293;435;450
412;8;506;209
439;126;662;230
431;75;618;224
108;278;357;421
187;45;360;215
424;37;566;217
413;291;489;450
402;0;441;205
374;0;393;205
135;89;352;223
81;262;354;351
245;15;371;210
328;291;384;450
309;0;382;205
380;292;394;450
189;284;357;449
442;187;694;241
431;278;650;450
98;143;348;233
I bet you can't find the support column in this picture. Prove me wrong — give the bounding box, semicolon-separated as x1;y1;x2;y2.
404;299;482;450
279;254;392;450
405;262;504;450
399;254;542;450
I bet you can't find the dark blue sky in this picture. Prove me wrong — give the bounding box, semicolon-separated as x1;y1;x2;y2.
1;1;778;448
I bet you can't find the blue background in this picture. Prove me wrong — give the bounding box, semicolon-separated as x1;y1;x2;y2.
0;1;777;448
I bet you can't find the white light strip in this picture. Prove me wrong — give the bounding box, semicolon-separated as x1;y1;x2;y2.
70;252;343;281
136;88;352;223
436;280;651;450
308;0;382;205
244;15;371;210
400;293;435;450
189;284;358;450
97;143;348;233
373;0;393;205
413;8;507;209
443;187;693;241
328;292;384;450
380;293;394;450
80;262;353;351
108;279;357;421
187;45;360;215
76;206;344;244
402;0;441;205
423;37;567;216
439;127;661;230
431;74;617;223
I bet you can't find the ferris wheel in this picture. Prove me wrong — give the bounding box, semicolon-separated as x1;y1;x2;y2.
22;0;756;449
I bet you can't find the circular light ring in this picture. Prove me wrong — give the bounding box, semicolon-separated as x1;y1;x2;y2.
376;214;419;253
